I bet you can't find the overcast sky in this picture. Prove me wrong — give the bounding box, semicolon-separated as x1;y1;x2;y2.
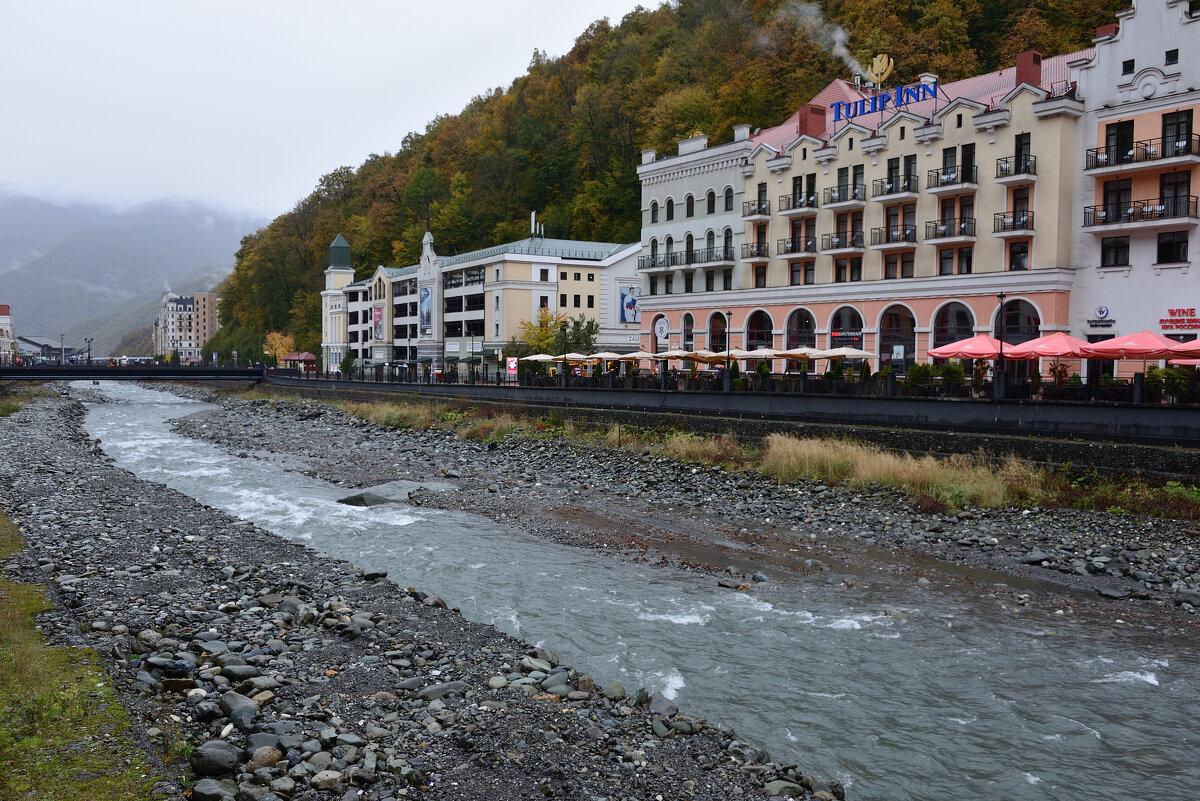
0;0;647;218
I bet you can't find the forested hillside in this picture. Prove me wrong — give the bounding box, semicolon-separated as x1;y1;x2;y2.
210;0;1126;361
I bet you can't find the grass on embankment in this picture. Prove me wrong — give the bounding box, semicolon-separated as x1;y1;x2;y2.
240;389;1200;520
0;512;161;801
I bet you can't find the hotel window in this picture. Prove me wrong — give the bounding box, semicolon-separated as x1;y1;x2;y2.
1164;111;1193;154
573;294;581;307
684;272;694;293
561;271;567;280
1166;49;1179;66
587;295;595;308
886;253;900;279
574;272;581;281
755;264;767;288
1161;170;1191;214
957;247;973;274
649;277;657;296
1122;59;1135;75
705;270;715;291
804;261;815;284
938;248;954;276
1158;231;1189;263
686;195;694;217
723;269;733;290
664;275;674;294
666;199;674;221
560;293;568;306
1106;121;1135;163
587;273;594;281
790;262;804;285
1009;241;1029;271
650;202;659;223
540;268;549;282
1101;236;1130;266
707;190;716;214
835;257;862;282
724;187;734;211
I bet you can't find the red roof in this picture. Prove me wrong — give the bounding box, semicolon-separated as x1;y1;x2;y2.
751;49;1092;151
282;352;316;361
0;305;10;315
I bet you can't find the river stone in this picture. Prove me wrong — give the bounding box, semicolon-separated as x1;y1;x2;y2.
648;692;678;717
310;770;343;790
764;780;806;797
1020;550;1054;564
1097;585;1132;600
218;691;258;730
190;739;242;776
520;656;552;673
191;777;238;801
488;676;508;689
416;680;467;701
1175;589;1200;607
600;681;626;700
245;745;283;771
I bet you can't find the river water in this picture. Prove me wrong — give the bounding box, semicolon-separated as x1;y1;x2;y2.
81;382;1197;800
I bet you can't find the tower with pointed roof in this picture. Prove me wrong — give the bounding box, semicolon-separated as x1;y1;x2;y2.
321;233;356;372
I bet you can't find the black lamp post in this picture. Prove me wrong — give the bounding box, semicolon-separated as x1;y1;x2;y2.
559;321;568;388
995;292;1007;401
84;337;93;367
723;310;733;392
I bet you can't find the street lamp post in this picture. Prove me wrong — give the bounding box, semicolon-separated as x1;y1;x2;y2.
994;292;1007;401
59;332;64;365
84;337;93;366
723;310;733;392
470;334;476;385
560;321;568;389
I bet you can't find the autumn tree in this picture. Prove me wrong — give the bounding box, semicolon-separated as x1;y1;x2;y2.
263;331;296;366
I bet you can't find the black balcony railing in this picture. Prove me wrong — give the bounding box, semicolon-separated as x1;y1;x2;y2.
777;236;818;255
689;246;736;263
778;193;819;212
823;184;866;204
1083;195;1200;226
925;217;977;239
741;241;770;259
870;225;918;246
994;210;1036;233
1085;134;1200;169
743;199;771;216
821;230;865;250
996;155;1037;178
927;165;978;187
872;174;920;196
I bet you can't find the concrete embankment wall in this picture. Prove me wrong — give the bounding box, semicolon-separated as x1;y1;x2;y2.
259;377;1200;479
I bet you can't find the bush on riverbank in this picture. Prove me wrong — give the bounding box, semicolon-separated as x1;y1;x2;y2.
0;513;159;800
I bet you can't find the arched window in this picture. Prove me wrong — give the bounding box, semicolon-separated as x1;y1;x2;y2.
830;306;864;349
879;305;916;371
686;195;695;217
746;310;773;350
665;236;674;259
932;303;974;351
682;313;695;350
705;230;715;257
706;190;716;214
786;309;817;371
724;187;734;211
686;234;694;263
650;201;659;224
666;199;675;221
994;299;1040;345
723;228;733;259
708;313;728;351
650;239;658;265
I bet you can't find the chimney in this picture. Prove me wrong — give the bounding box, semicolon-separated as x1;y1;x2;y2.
733;124;751;142
1015;50;1043;88
1095;22;1119;39
796;104;827;139
919;72;937;86
641;148;657;165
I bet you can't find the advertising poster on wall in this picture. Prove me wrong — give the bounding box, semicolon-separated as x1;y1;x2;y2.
506;356;518;376
620;286;640;323
419;287;432;332
372;306;383;342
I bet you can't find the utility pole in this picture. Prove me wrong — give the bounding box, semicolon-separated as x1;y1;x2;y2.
60;332;64;365
84;337;93;366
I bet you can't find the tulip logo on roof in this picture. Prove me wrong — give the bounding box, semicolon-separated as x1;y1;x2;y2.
866;53;894;85
831;74;938;122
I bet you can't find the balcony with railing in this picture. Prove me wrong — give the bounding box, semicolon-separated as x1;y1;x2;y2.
993;210;1036;236
1085;134;1200;173
995;155;1037;185
1082;196;1200;231
823;183;867;209
925;217;977;242
872;174;920;201
741;241;771;260
778;193;819;217
821;230;865;253
926;165;979;195
743;199;771;219
777;236;818;257
869;225;918;249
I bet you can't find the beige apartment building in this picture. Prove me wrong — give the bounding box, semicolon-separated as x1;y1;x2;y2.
153;291;220;362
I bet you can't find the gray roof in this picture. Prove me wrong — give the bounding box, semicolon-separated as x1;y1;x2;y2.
438;236;635;267
380;265;417;278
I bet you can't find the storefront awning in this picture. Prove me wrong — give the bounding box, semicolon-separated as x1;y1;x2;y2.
417;357;433;364
443;356;460;363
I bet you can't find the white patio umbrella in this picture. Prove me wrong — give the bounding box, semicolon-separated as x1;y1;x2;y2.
777;347;821;359
814;346;875;360
519;353;558;362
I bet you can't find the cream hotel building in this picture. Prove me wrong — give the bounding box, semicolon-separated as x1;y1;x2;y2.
637;0;1200;379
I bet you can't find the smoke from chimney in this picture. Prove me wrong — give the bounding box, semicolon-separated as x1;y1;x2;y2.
778;1;865;77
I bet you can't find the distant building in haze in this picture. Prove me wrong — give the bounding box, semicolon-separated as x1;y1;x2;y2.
0;304;14;365
153;292;220;362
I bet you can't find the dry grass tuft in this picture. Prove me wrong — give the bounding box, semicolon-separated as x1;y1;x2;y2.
759;434;1040;509
662;432;748;467
462;413;523;442
342;400;435;429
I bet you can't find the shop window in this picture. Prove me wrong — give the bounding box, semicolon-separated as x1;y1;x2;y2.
1101;236;1130;266
1158;231;1189;263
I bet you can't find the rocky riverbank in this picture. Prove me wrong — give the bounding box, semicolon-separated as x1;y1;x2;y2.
162;384;1200;632
0;390;838;801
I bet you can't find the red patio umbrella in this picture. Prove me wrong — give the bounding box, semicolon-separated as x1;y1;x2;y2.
1171;338;1200;357
1078;330;1183;359
1003;332;1091;359
927;334;1004;360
